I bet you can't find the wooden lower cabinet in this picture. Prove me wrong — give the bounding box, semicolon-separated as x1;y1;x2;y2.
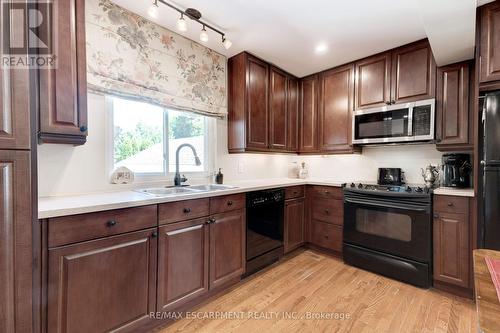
209;210;246;289
47;229;158;333
284;198;305;253
310;221;343;252
157;219;209;312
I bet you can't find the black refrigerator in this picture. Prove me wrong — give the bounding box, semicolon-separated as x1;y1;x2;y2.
480;91;500;250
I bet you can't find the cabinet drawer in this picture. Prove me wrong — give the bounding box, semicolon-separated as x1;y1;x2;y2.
308;185;343;199
48;205;157;247
285;186;305;200
311;198;343;225
310;220;342;252
159;198;210;225
434;195;468;214
210;194;245;214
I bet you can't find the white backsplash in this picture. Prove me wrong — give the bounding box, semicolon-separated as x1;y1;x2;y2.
38;93;445;197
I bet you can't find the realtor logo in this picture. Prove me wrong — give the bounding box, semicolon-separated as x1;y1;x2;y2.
1;0;56;68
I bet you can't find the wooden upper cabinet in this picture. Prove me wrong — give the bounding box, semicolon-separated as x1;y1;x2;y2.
299;75;319;152
0;69;30;150
436;62;471;150
47;229;158;333
0;151;32;333
209;210;245;289
480;2;500;83
157;219;209;312
246;56;269;150
319;64;356;152
287;78;299;151
39;0;88;145
355;52;391;109
391;40;436;103
269;67;288;150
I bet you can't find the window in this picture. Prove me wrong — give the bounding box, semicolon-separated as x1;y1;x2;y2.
108;96;214;178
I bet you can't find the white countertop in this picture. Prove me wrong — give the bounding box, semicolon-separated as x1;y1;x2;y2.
433;187;475;197
38;178;344;219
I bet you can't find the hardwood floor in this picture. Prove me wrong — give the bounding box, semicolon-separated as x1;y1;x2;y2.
159;250;476;333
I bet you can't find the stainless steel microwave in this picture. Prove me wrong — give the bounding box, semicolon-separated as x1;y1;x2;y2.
352;98;435;145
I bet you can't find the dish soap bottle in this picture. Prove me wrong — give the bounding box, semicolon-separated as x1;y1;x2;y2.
215;168;224;184
298;162;308;179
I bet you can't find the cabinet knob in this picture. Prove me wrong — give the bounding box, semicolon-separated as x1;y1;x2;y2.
151;231;158;238
227;200;233;206
385;101;391;105
207;217;216;224
325;209;330;215
79;125;87;132
106;220;117;227
390;100;396;104
324;235;329;239
433;213;439;219
183;208;191;214
447;202;453;207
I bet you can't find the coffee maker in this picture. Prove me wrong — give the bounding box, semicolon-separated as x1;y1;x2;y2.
441;154;472;188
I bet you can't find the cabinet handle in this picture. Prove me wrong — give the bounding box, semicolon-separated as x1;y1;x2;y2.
385;101;391;105
433;213;439;219
151;231;158;238
183;208;191;214
79;125;87;132
106;220;117;227
325;209;330;215
227;200;233;206
207;217;216;224
447;202;453;207
324;235;329;239
390;100;395;104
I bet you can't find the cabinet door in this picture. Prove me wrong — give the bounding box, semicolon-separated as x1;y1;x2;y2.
287;78;299;151
433;212;470;288
480;2;500;83
39;0;88;145
0;151;32;333
391;40;436;104
319;64;355;152
0;68;30;149
157;219;209;312
246;56;269;149
299;75;319;152
284;198;305;253
436;62;470;147
269;67;288;150
47;229;157;333
354;52;391;109
209;210;245;289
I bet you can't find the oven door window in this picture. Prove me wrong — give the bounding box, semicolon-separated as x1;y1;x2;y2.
355;209;412;242
354;108;410;140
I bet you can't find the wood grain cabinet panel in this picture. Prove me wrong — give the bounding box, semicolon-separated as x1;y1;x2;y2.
209;210;245;289
158;219;209;312
480;2;500;83
0;151;32;333
284;198;305;253
270;67;288;150
433;212;470;288
391;40;436;104
436;62;470;149
355;52;391;109
310;221;342;252
0;68;30;149
299;75;319;152
319;64;356;152
47;229;158;333
39;0;88;145
247;56;269;149
287;78;299;151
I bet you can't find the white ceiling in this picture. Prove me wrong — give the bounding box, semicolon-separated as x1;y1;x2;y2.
113;0;494;77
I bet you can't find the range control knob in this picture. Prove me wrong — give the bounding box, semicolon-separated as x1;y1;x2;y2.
357;183;363;189
415;187;423;193
350;182;356;188
405;186;412;192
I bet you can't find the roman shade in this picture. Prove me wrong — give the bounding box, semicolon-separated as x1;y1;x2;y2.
85;0;227;117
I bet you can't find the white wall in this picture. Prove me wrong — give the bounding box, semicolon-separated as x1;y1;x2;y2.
38;93;445;197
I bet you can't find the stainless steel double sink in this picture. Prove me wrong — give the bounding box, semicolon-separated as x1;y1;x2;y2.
135;184;238;197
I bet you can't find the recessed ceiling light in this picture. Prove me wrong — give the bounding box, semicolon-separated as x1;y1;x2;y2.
315;43;328;54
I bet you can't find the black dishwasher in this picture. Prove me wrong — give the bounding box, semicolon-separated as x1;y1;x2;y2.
245;188;285;276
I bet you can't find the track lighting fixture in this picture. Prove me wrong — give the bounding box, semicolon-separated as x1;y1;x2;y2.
149;0;232;49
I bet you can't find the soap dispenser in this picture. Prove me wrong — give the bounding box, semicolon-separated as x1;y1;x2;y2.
215;168;224;184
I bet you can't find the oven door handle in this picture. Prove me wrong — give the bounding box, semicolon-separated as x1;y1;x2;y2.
344;197;429;212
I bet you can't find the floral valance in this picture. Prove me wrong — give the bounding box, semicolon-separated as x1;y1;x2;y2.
85;0;227;117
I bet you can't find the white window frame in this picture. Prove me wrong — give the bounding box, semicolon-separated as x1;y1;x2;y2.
105;96;216;183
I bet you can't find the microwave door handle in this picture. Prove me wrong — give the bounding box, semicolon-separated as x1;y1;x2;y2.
344;197;428;212
408;107;413;136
